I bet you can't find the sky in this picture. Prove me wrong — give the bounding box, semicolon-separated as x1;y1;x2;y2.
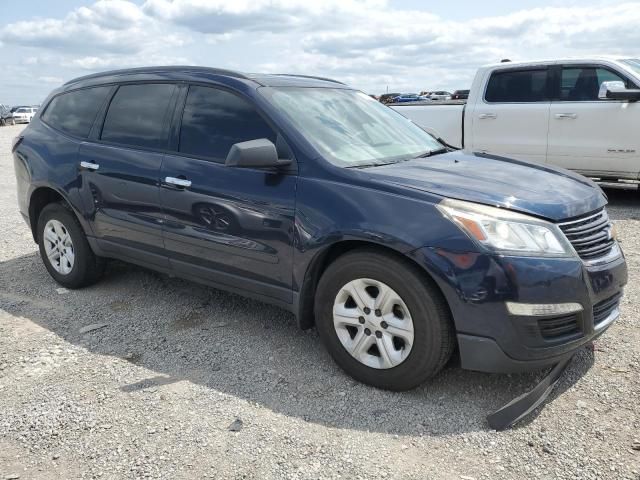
1;0;639;105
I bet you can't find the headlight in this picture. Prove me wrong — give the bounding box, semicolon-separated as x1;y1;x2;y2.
436;198;575;257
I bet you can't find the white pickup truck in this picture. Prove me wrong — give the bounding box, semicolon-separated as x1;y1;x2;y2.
392;57;640;182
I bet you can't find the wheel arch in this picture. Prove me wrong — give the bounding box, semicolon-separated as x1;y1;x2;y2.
28;186;85;243
296;240;451;330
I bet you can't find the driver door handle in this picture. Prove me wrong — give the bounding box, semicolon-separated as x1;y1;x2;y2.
79;161;99;171
165;176;192;188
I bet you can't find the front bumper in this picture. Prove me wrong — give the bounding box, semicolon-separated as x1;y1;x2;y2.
412;243;627;373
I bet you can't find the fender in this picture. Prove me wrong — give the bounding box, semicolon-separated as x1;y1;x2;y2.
27;182;96;242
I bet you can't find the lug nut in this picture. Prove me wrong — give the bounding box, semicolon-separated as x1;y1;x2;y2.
380;321;388;329
375;331;382;338
375;309;382;317
363;307;371;315
364;328;371;336
358;316;365;324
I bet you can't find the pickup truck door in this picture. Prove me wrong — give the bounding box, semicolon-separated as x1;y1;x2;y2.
547;65;640;180
470;67;550;164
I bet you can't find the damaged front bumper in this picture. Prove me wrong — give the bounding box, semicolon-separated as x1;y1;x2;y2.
487;354;574;430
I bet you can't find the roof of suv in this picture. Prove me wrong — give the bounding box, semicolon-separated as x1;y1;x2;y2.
63;66;348;89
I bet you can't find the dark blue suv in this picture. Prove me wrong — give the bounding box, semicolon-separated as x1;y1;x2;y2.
12;66;627;391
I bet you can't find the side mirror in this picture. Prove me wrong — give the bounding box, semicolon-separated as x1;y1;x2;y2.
225;138;292;168
598;80;640;102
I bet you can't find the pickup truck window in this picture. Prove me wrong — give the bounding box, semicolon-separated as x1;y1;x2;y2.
265;87;442;168
485;69;548;103
559;67;627;101
621;59;640;76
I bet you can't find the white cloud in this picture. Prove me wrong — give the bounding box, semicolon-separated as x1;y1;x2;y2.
0;0;165;54
0;0;639;103
142;0;385;34
38;76;64;84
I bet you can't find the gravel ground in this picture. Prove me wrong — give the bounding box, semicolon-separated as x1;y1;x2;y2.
0;123;638;480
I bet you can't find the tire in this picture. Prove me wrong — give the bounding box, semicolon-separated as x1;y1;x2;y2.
315;249;455;391
37;203;105;288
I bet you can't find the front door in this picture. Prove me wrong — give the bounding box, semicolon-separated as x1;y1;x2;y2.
78;82;177;268
547;65;640;179
471;67;551;164
159;85;297;304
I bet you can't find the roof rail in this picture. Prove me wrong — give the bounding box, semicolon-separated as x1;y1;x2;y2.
64;66;251;86
271;74;346;85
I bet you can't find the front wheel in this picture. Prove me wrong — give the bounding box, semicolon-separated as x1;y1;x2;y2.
37;203;105;288
314;250;455;391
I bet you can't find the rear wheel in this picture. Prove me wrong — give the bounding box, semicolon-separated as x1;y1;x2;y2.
314;249;455;391
37;203;105;288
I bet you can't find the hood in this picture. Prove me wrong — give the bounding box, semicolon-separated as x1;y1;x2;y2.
365;150;606;221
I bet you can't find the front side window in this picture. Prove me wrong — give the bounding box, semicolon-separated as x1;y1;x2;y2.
41;86;111;138
559;67;628;101
485;69;548;103
179;85;277;162
262;87;443;167
101;83;175;149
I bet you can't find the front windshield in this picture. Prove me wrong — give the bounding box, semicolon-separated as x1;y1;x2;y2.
621;59;640;77
263;87;443;167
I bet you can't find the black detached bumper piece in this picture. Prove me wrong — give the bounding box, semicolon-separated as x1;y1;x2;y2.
486;354;573;430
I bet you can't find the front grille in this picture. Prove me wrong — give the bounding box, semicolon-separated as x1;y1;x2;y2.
538;314;580;339
593;293;621;326
558;209;614;260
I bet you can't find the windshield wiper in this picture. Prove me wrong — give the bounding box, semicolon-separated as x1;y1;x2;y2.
413;147;449;159
346;161;400;169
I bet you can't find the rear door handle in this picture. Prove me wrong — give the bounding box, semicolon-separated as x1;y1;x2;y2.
165;176;192;188
478;113;497;119
79;161;99;171
554;113;577;119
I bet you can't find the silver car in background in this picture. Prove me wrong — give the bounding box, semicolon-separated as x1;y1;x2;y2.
11;106;38;124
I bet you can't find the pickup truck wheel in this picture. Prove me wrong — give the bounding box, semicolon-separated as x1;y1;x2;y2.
315;250;454;391
37;203;105;288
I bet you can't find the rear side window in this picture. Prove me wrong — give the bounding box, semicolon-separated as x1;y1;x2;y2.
179;85;276;162
485;69;548;102
42;86;111;138
559;67;628;101
101;83;175;149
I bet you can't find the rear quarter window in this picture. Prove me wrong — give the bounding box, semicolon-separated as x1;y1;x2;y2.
41;86;112;138
485;69;549;103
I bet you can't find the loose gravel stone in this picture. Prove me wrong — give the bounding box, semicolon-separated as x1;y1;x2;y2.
1;124;639;479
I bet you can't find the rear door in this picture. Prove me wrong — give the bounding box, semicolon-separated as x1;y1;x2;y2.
77;82;177;268
470;67;551;163
159;84;297;304
547;64;640;179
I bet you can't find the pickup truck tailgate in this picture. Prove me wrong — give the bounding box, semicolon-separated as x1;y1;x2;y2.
391;103;465;148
